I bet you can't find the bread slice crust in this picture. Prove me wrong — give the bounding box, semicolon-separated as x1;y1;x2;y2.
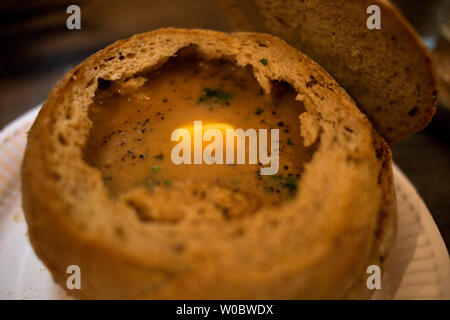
220;0;437;144
22;28;395;299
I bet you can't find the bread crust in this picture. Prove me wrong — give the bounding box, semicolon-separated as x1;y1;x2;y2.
22;28;395;299
220;0;437;144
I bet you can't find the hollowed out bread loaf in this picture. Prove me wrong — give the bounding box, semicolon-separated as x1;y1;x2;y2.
21;28;395;299
220;0;437;144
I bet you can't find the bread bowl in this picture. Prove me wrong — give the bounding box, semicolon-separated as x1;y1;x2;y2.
21;28;395;299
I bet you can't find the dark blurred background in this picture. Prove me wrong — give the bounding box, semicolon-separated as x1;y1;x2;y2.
0;0;449;249
0;0;231;126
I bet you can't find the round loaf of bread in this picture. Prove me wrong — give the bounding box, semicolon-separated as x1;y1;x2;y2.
21;28;395;299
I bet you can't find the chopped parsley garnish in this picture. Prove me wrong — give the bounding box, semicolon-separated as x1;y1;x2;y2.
260;58;268;66
255;107;264;115
198;88;233;103
145;179;159;189
287;138;294;145
284;176;298;193
270;174;282;181
144;178;169;189
152;166;160;173
154;153;164;160
263;174;298;195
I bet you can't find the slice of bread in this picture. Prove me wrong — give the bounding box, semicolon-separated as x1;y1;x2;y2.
434;38;450;109
22;28;395;299
220;0;437;144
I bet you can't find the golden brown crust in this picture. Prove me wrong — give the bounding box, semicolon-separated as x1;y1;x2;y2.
22;28;395;299
344;129;396;299
220;0;437;144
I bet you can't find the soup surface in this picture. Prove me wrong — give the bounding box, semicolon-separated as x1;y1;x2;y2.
84;55;309;210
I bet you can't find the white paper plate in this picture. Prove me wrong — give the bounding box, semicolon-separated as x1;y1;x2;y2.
0;105;449;300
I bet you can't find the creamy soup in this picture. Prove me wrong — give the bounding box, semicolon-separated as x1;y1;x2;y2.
83;55;310;207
